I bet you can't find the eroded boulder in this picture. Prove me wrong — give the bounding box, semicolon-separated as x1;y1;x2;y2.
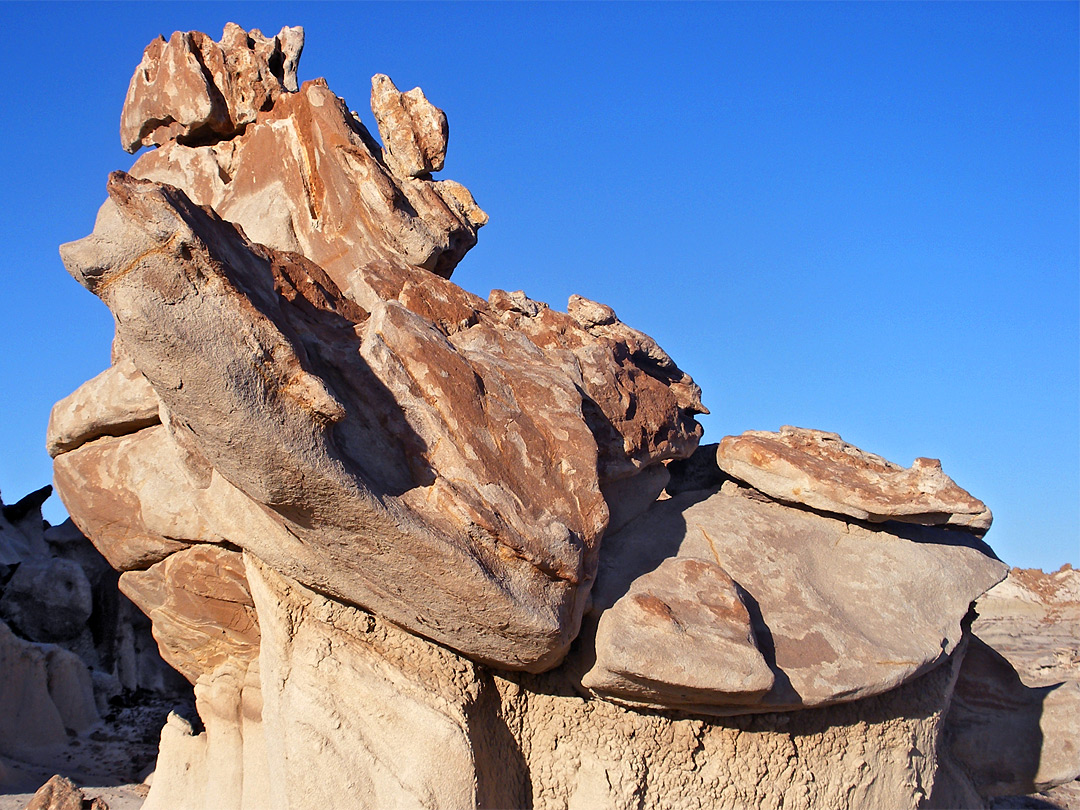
0;558;93;643
55;161;701;671
581;481;1006;714
120;545;259;683
46;22;1047;810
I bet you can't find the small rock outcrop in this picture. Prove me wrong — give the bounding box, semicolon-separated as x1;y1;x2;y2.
370;74;449;177
43;23;1076;810
23;774;94;810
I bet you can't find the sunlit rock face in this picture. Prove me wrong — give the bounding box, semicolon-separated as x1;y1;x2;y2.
43;22;1072;810
54;23;704;674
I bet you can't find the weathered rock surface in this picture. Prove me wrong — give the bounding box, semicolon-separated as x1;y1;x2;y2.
120;23;304;153
59;29;705;671
0;558;93;643
974;566;1080;687
583;556;775;708
943;567;1080;802
22;774;86;810
129;77;486;286
120;545;258;683
716;426;994;533
46;355;160;458
582;482;1006;714
370;74;448;177
947;635;1080;797
56;168;700;670
45;22;1067;810
138;559;974;810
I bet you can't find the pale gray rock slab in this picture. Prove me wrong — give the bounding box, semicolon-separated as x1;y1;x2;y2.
46;356;160;457
582;556;775;708
588;485;1007;714
717;425;993;533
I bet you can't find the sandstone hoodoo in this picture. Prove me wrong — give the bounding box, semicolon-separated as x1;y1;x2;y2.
34;23;1077;810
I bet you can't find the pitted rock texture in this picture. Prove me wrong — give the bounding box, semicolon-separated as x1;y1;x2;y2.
121;23;304;152
370;74;449;177
716;425;993;533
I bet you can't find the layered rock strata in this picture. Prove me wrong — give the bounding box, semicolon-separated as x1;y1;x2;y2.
44;23;1066;810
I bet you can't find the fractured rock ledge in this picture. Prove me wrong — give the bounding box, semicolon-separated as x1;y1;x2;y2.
716;425;994;533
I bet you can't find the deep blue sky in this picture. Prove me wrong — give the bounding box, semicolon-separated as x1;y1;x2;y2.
0;2;1075;570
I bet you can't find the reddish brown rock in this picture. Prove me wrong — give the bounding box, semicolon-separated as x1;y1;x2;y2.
716;426;992;533
129;78;486;285
23;774;86;810
52;428;209;572
120;545;259;683
56;171;701;671
370;74;449;177
120;23;304;153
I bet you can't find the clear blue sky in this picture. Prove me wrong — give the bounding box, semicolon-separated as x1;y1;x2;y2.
0;2;1075;570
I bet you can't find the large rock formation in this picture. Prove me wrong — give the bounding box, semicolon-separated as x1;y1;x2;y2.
43;23;1076;810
